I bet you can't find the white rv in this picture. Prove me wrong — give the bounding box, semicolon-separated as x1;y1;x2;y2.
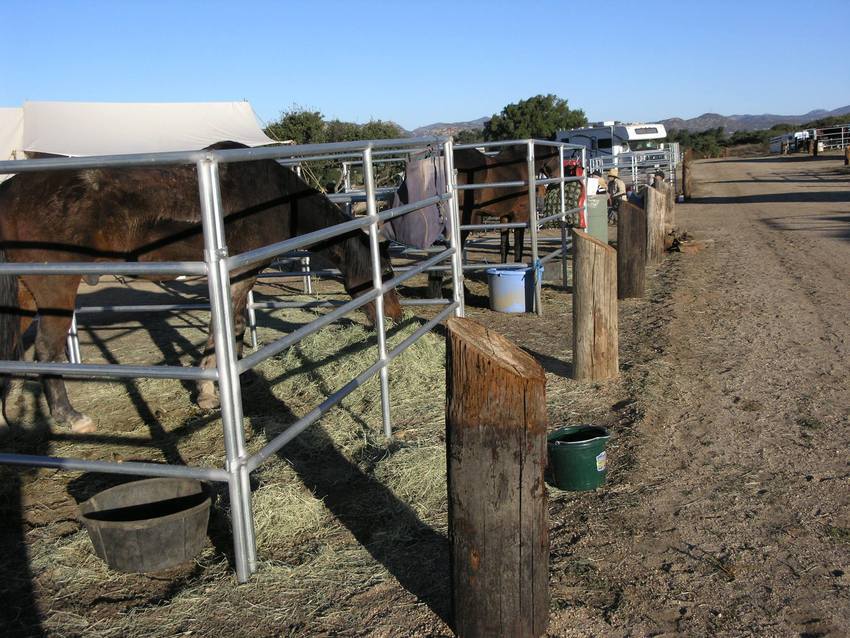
555;122;668;159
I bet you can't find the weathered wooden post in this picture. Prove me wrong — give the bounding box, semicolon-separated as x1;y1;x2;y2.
664;180;676;232
572;230;618;380
617;201;647;299
682;148;693;200
446;317;549;638
644;186;666;265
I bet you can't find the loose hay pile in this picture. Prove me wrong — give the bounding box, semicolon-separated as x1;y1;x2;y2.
0;302;451;636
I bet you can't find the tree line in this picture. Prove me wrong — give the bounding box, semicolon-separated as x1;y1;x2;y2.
263;95;587;190
667;115;850;158
264;94;587;147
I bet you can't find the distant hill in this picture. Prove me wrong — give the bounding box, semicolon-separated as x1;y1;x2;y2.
409;105;850;137
409;116;489;137
660;105;850;133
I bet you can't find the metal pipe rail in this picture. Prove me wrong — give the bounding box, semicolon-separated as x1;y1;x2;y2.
446;139;586;314
588;147;680;190
267;139;587;317
0;135;465;585
245;301;458;473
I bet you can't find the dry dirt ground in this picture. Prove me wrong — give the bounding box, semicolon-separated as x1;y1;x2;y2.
0;152;848;637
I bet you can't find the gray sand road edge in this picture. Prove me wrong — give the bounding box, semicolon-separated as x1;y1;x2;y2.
547;153;850;637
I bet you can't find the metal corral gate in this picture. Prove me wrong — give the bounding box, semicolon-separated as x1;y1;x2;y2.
770;123;850;154
68;140;586;359
323;140;588;316
0;136;465;583
808;123;850;151
588;144;681;190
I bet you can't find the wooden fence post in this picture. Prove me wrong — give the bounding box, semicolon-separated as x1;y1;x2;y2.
644;186;666;265
617;202;647;299
682;148;693;200
572;230;618;380
844;146;849;166
446;317;549;638
664;181;676;232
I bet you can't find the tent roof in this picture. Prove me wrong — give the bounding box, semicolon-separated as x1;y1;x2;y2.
18;101;279;157
0;107;24;161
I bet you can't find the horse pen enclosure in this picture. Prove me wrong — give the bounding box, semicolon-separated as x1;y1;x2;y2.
0;135;583;634
1;136;849;637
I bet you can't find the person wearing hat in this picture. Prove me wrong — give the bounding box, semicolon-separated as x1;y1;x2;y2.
607;167;627;223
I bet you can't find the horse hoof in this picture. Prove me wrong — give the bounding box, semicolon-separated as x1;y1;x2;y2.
70;414;96;434
197;394;220;411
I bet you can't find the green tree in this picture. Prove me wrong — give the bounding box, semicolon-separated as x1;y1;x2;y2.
359;120;405;140
265;106;326;144
264;108;408;191
454;128;484;144
324;119;362;142
483;94;587;141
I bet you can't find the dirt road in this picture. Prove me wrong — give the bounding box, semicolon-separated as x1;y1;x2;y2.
540;153;850;636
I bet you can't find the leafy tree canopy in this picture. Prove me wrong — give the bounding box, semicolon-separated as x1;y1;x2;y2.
265;106;405;145
483;94;587;141
454;129;484;144
263;107;406;191
265;107;325;144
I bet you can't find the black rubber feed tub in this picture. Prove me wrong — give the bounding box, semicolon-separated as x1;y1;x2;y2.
79;477;211;573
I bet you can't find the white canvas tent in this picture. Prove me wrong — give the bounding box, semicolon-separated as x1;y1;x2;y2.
0;107;24;161
3;101;280;159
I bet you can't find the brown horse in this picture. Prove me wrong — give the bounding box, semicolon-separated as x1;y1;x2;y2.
0;142;402;434
426;143;562;297
455;144;561;263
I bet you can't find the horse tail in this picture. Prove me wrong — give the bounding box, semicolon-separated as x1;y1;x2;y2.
0;248;21;417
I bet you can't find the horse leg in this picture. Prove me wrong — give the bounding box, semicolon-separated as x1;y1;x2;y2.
24;275;93;433
426;272;443;299
18;283;37;341
197;276;256;410
514;227;526;262
500;219;510;265
0;280;31;437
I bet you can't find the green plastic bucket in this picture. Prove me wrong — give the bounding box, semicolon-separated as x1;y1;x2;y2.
547;425;611;491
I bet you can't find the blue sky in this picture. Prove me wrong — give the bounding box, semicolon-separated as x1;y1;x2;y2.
3;0;849;130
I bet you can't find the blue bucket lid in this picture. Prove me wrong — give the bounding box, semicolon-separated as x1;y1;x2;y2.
486;268;525;277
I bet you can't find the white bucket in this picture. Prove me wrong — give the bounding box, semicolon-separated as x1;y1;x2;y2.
486;266;541;313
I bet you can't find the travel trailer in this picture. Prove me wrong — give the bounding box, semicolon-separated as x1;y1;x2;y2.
555;122;668;159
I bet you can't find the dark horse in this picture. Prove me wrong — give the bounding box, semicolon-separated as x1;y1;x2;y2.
427;143;562;297
0;142;403;434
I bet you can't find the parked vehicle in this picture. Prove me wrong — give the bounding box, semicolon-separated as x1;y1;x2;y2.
555;122;668;160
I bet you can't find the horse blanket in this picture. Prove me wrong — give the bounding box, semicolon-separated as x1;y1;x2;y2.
383;151;447;248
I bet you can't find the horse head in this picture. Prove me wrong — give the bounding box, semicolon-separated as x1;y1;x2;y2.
343;230;403;326
534;145;563;180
